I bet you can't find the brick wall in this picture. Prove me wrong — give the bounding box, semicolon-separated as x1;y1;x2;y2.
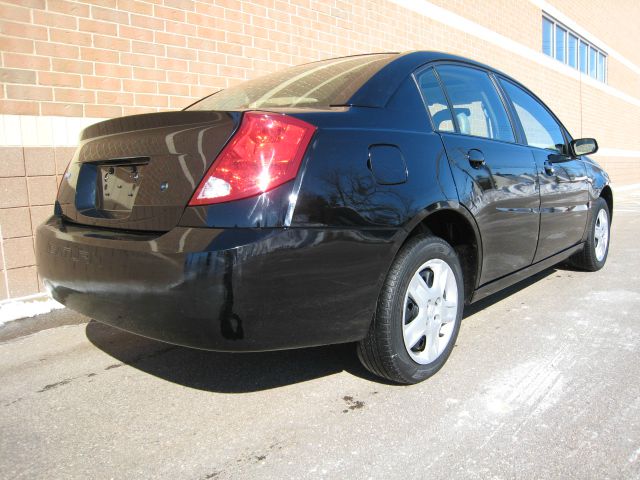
0;0;639;300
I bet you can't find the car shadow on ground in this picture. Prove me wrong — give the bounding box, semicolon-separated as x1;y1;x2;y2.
86;267;558;393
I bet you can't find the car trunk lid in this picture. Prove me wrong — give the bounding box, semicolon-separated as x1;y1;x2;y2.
56;111;239;231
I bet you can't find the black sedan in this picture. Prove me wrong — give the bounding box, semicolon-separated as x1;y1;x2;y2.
36;51;612;384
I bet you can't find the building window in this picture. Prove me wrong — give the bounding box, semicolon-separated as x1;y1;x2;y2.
541;15;607;83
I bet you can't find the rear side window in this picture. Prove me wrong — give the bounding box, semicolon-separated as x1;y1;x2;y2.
416;68;455;132
499;79;566;153
436;65;515;143
187;54;395;110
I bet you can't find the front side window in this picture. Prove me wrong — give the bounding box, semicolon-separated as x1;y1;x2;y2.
415;68;455;132
499;79;566;153
436;65;514;142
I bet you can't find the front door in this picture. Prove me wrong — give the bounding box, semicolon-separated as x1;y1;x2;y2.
497;78;589;261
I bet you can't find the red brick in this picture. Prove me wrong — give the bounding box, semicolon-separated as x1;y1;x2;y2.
84;104;122;117
190;85;216;98
6;85;53;101
118;0;153;16
122;106;156;115
123;79;156;94
155;31;187;47
4;53;50;70
38;71;81;88
217;42;243;56
79;18;117;35
163;0;195;11
52;58;93;74
195;26;226;42
120;52;156;68
82;75;121;90
198;50;227;67
32;10;77;29
47;0;89;17
156;57;187;72
187;11;220;28
133;67;165;81
0;68;36;85
80;47;118;63
167;70;198;84
41;102;83;116
35;41;80;59
93;34;130;52
130;14;164;30
95;63;131;78
134;93;168;107
169;95;192;109
0;35;34;54
188;36;218;51
153;5;186;22
119;25;154;42
90;5;129;24
54;87;95;103
164;20;197;37
2;0;45;9
131;41;166;56
50;28;92;46
198;74;225;87
158;82;190;96
166;45;198;61
0;4;31;22
97;91;134;105
0;21;47;40
194;2;224;18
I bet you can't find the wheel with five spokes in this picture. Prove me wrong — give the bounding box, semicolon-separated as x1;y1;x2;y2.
357;234;464;384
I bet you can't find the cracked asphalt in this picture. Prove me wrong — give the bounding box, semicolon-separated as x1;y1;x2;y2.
1;188;639;479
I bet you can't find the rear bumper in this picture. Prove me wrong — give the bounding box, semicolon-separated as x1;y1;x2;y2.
36;217;397;351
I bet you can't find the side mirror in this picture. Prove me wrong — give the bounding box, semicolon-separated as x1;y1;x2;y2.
570;138;598;156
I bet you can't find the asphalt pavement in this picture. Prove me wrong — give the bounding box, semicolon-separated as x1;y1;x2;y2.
1;188;639;479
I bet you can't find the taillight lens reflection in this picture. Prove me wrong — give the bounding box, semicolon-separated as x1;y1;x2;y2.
189;112;316;205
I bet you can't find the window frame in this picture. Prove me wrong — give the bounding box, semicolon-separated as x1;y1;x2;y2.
495;75;572;155
541;14;607;83
413;61;521;146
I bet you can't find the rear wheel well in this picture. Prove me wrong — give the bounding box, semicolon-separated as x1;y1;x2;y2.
404;210;479;303
600;185;613;221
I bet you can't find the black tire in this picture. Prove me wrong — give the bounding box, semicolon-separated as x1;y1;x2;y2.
570;197;610;271
357;235;464;384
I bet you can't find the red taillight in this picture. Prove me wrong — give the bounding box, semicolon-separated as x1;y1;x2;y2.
188;112;316;205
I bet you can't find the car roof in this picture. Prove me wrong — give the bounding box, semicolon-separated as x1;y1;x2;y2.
346;51;519;108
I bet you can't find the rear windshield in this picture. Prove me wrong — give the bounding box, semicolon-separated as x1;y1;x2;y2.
186;54;395;110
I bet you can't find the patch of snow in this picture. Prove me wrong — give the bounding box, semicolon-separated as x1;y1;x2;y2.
0;294;64;326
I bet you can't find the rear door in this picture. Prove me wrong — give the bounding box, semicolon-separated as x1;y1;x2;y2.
497;78;589;261
416;65;540;284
